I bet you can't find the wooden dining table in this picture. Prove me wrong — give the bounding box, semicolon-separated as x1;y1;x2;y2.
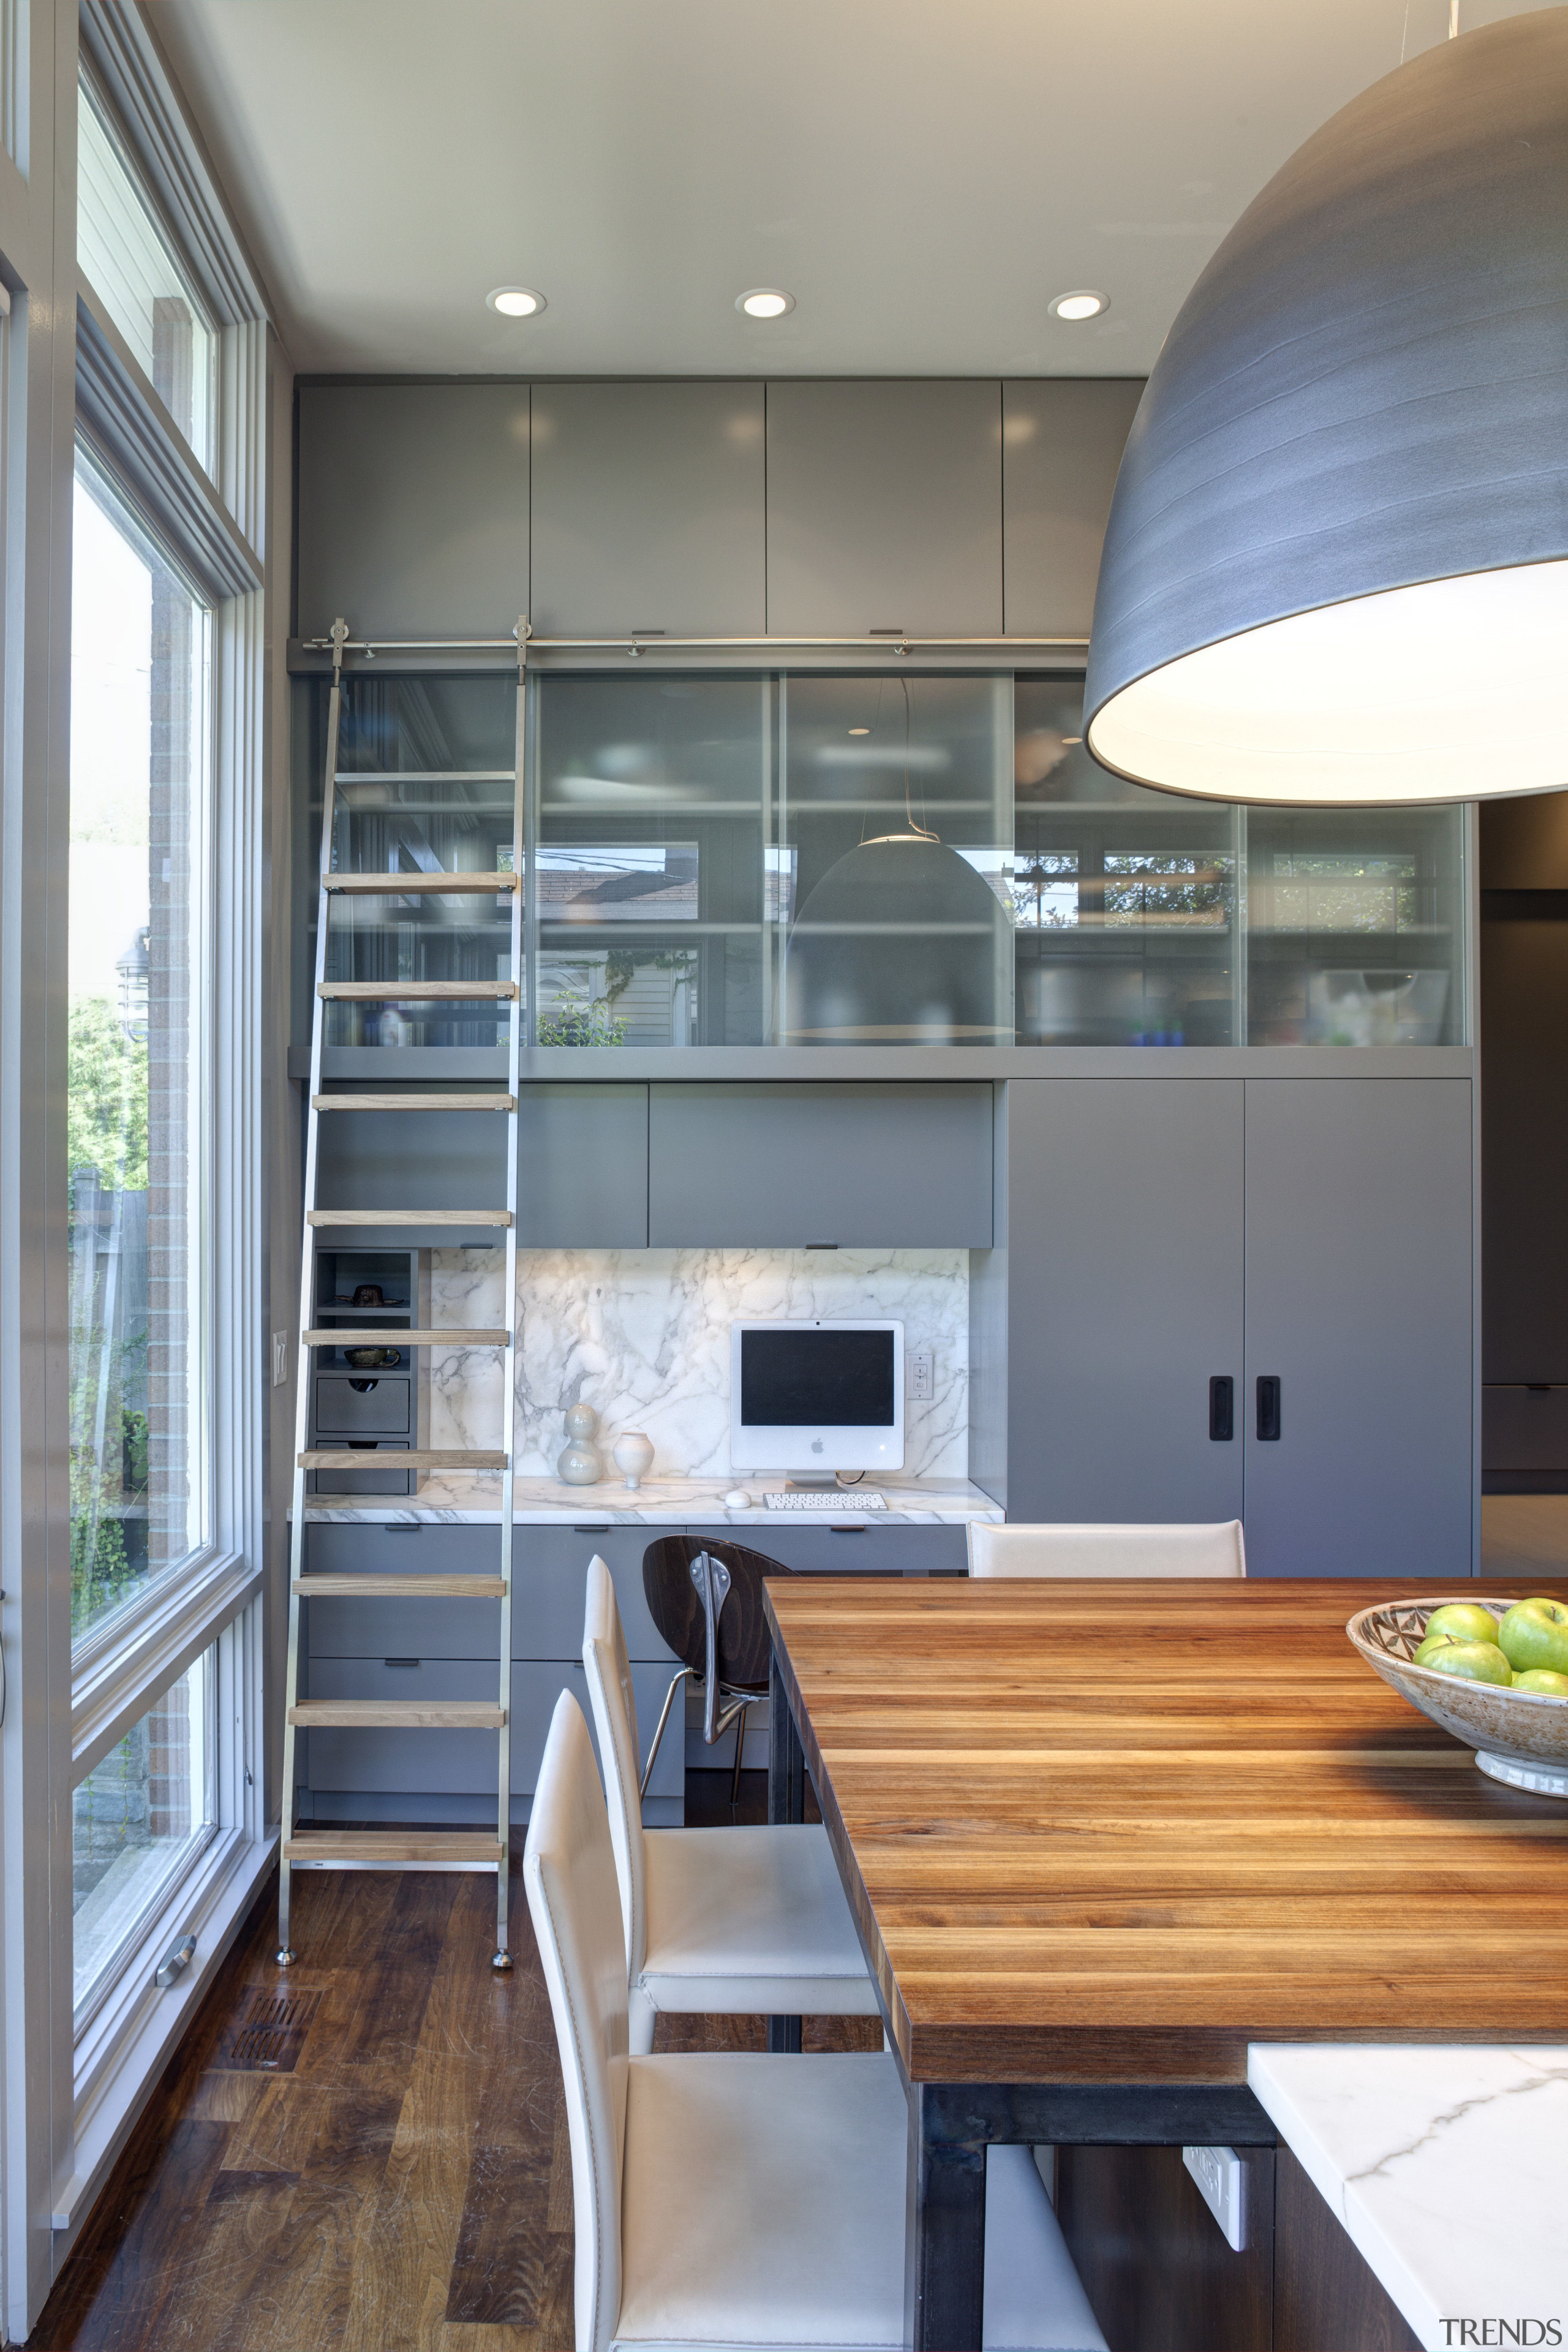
763;1574;1568;2352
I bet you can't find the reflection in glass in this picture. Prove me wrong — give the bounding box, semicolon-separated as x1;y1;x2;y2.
1012;679;1238;1044
780;676;1012;1044
70;461;207;1639
73;1651;215;2014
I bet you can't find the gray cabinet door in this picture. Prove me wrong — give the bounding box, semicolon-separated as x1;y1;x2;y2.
314;1102;508;1250
516;1085;649;1246
529;382;766;636
647;1082;994;1246
764;381;1003;637
1001;380;1144;637
1005;1080;1245;1524
1243;1080;1474;1580
296;385;530;641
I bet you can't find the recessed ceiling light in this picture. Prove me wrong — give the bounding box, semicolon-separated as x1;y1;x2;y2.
848;726;870;736
737;287;795;318
487;286;546;318
1049;289;1108;322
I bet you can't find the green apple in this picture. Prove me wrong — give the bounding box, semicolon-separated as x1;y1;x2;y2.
1496;1598;1568;1678
1421;1603;1499;1646
1512;1668;1568;1697
1414;1630;1461;1667
1417;1638;1512;1687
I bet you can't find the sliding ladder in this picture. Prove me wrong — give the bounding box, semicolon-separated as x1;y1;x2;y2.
277;616;525;1972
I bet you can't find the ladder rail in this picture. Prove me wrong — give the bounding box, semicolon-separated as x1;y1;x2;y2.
278;618;349;1963
493;618;528;1966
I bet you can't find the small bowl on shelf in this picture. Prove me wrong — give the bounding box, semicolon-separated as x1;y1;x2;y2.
1346;1596;1568;1798
344;1346;403;1370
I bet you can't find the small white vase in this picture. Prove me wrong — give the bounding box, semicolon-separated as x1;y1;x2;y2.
612;1431;654;1490
557;1401;605;1487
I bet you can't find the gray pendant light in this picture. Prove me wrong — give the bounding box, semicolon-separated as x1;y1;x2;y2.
1085;11;1568;807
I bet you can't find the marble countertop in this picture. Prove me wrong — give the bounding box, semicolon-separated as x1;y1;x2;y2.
300;1472;1003;1526
1249;2043;1568;2350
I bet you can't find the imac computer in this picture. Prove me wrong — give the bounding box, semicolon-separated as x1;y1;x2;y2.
729;1320;904;1477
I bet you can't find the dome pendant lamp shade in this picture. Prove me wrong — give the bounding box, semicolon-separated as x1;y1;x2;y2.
782;835;1013;1043
1085;12;1568;807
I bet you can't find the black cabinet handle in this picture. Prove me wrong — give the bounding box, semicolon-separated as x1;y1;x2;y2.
1256;1376;1282;1442
1209;1376;1234;1442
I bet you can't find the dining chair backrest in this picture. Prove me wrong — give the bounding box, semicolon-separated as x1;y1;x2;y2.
641;1533;786;1691
523;1688;629;2352
582;1555;647;1980
967;1520;1246;1578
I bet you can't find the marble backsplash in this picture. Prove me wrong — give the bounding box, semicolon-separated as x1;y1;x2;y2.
427;1248;970;1481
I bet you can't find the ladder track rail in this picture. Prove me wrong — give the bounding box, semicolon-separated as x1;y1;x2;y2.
278;614;525;1972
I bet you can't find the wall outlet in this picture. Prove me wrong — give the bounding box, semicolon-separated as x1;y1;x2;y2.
271;1331;290;1389
1182;2144;1246;2252
908;1348;934;1402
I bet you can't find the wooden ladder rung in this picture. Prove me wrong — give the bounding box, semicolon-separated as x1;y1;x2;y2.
311;1094;516;1112
308;1209;514;1227
300;1447;507;1471
284;1830;504;1868
318;981;518;1000
293;1574;506;1598
303;1327;510;1348
324;872;518;895
287;1698;506;1729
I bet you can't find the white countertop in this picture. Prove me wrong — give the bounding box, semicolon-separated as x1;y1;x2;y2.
1249;2043;1568;2350
300;1472;1002;1526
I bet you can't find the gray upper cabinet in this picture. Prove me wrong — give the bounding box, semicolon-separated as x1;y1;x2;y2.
1003;1079;1245;1526
529;381;766;636
516;1085;649;1246
764;382;1003;637
1242;1079;1474;1580
314;1102;509;1250
647;1082;993;1246
296;385;530;639
1002;380;1144;638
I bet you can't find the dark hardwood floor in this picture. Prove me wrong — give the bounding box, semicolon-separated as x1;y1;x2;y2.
31;1773;876;2352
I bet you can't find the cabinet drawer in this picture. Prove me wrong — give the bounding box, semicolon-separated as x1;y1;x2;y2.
702;1521;968;1576
309;1442;412;1497
303;1521;496;1574
513;1526;677;1660
314;1375;410;1435
299;1656;682;1800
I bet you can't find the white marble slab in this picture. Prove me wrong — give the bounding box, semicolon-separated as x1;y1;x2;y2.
301;1471;1002;1526
426;1245;971;1481
1249;2043;1568;2351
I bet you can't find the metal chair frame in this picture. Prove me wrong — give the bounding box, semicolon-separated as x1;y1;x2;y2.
639;1550;769;1803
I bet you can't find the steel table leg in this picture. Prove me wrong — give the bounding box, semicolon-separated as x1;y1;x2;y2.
905;2080;987;2352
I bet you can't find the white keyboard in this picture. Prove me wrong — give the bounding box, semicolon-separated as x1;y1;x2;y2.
764;1490;887;1512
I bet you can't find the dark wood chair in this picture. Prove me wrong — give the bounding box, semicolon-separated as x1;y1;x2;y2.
640;1535;793;1801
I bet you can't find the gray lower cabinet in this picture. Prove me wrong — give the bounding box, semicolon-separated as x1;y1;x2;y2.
1005;1079;1246;1525
764;380;1003;638
528;381;766;637
648;1081;994;1246
1242;1079;1474;1581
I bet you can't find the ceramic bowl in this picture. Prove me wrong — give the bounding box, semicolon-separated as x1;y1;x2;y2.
1345;1596;1568;1798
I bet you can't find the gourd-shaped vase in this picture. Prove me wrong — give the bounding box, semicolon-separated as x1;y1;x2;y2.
557;1401;605;1487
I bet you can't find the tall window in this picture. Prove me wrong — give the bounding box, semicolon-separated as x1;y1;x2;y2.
69;455;209;1640
77;72;216;471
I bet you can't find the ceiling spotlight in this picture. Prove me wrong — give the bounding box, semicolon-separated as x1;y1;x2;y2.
737;287;795;318
849;727;870;736
487;286;546;318
1049;290;1109;322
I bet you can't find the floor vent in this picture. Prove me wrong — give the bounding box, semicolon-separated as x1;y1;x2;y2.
219;1988;321;2073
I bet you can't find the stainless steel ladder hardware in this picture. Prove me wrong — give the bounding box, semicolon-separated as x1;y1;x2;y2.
278;612;526;1975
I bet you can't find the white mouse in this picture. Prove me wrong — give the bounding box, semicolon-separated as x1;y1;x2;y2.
723;1487;753;1509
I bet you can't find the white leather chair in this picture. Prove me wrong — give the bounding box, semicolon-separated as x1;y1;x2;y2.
582;1554;880;2054
525;1687;1109;2352
967;1520;1246;1578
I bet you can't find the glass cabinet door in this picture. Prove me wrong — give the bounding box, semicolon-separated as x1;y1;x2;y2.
778;675;1013;1044
533;675;769;1047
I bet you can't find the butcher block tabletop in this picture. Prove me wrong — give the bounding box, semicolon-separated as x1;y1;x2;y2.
763;1576;1568;2086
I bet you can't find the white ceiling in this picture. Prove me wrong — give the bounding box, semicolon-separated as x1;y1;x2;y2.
148;0;1553;379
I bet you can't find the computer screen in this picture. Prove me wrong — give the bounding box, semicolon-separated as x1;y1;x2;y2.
739;1327;895;1428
